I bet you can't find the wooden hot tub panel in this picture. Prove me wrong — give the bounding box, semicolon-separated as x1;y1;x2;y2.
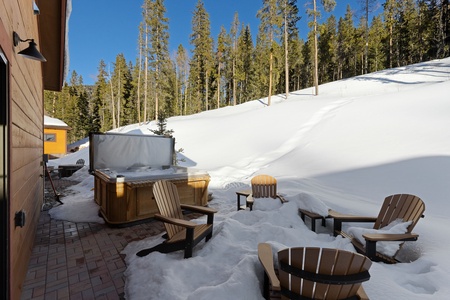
94;172;210;225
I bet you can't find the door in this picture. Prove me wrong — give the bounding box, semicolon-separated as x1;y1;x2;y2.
0;48;9;299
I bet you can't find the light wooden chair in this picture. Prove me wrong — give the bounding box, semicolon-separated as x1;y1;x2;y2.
330;194;425;263
245;174;286;211
136;180;217;258
258;243;372;300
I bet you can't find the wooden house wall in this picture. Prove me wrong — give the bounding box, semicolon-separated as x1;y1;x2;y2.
1;0;45;299
44;128;68;155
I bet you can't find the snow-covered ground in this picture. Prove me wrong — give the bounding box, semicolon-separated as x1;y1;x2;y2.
48;57;450;299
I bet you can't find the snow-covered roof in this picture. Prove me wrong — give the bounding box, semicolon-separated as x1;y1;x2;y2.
44;115;70;129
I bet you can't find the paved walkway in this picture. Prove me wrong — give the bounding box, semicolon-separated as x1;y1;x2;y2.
21;210;166;300
21;173;168;299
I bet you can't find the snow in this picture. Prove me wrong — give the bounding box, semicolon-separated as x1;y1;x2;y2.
47;57;450;299
44;115;69;127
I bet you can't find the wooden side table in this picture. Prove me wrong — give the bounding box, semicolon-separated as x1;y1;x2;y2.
298;208;330;232
236;189;251;211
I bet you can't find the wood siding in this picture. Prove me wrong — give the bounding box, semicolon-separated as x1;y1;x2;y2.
1;0;45;299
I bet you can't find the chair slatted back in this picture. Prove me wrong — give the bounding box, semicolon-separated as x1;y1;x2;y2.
374;194;425;232
153;180;185;239
251;175;277;198
278;247;371;300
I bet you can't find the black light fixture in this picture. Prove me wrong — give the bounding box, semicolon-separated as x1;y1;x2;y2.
13;31;46;62
33;0;40;15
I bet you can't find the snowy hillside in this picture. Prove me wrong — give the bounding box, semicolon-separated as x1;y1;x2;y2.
49;58;450;299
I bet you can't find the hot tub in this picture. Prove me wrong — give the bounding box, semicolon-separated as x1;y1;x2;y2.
93;166;210;225
90;133;210;225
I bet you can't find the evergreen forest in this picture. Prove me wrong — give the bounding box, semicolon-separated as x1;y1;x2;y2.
44;0;450;144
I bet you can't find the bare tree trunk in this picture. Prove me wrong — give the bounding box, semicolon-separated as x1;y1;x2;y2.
389;23;393;69
284;0;289;99
217;62;220;109
268;50;273;106
117;69;121;128
184;81;188;115
184;64;188;115
155;64;159;120
313;0;319;96
232;58;236;106
137;42;142;124
364;0;369;74
144;29;148;122
109;67;116;129
205;71;209;111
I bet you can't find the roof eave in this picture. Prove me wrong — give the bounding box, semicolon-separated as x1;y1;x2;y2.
37;0;69;92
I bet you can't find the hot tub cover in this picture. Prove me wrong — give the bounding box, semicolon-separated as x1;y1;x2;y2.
89;132;175;172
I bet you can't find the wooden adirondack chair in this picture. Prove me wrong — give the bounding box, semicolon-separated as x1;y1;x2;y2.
258;243;372;300
136;180;217;259
330;194;425;263
245;175;286;211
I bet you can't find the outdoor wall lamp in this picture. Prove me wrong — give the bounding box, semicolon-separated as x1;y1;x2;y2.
33;0;40;15
13;31;46;62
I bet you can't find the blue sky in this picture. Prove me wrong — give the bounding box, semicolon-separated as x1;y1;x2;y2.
68;0;380;85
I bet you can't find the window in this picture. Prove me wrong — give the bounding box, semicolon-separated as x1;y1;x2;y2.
45;133;56;142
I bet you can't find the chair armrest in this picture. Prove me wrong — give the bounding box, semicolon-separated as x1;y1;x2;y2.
356;285;369;300
258;243;280;291
362;232;419;242
154;214;198;229
180;204;217;215
329;210;377;222
276;194;288;203
329;209;377;236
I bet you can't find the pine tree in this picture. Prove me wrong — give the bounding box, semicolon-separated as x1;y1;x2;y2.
110;54;133;128
215;26;227;109
307;0;336;95
288;36;304;91
300;33;314;89
318;15;338;83
175;44;189;115
358;0;378;73
383;0;401;68
422;0;449;59
280;0;300;99
93;60;111;132
230;12;240;106
150;110;174;137
76;75;90;139
189;0;214;113
396;0;420;66
337;5;355;79
221;25;233;106
146;0;172;120
354;16;367;74
237;25;257;103
257;0;282;105
123;61;136;125
368;15;386;72
44;90;63;118
64;71;84;143
141;0;152;123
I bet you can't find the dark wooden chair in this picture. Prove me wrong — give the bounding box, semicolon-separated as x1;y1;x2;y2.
136;180;217;258
245;175;286;211
330;194;425;263
258;243;372;300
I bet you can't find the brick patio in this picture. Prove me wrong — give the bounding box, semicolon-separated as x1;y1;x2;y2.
21;209;166;300
21;174;169;300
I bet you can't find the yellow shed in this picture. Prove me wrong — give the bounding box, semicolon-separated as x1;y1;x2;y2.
44;115;71;157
